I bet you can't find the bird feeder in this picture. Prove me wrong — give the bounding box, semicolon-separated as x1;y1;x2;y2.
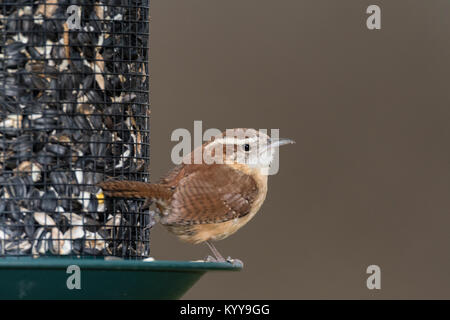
0;0;240;299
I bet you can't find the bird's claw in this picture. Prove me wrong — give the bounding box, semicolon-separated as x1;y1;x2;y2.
226;256;244;268
203;255;243;267
204;255;216;262
204;255;225;263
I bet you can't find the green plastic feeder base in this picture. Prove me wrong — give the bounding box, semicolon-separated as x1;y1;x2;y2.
0;258;242;299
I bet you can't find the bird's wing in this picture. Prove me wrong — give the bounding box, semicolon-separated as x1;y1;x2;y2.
161;164;259;226
158;164;186;186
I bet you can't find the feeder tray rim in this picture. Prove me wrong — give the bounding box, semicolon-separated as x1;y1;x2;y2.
0;257;243;272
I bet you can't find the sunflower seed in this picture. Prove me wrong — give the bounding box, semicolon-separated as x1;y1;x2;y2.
33;212;56;227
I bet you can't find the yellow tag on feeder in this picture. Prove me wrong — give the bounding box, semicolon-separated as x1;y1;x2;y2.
97;192;105;204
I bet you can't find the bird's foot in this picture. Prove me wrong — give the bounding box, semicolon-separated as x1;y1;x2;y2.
226;256;244;268
204;255;244;267
204;255;226;263
204;255;243;267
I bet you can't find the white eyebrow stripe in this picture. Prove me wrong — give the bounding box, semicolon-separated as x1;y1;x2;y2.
212;136;260;145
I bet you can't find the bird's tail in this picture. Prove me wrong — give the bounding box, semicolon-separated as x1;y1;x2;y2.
98;180;173;200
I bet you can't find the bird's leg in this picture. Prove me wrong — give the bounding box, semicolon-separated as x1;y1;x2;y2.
205;240;226;262
204;241;244;267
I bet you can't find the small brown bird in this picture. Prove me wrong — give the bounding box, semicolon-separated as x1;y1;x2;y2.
99;128;294;264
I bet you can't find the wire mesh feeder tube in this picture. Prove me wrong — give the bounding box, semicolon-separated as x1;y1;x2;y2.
0;1;151;259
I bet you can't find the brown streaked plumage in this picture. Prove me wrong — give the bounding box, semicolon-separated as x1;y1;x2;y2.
99;128;294;263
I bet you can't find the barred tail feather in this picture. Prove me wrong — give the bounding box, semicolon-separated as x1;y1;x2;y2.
98;181;173;200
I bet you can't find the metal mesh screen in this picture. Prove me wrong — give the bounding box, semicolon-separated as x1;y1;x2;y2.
0;0;151;258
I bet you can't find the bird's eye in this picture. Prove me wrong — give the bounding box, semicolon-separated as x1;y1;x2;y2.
243;144;250;152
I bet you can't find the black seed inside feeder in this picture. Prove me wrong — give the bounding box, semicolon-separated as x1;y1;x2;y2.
0;1;240;299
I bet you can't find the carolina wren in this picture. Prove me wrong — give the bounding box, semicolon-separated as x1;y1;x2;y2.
99;128;294;264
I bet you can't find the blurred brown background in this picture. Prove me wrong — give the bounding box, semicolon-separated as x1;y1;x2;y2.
149;0;450;299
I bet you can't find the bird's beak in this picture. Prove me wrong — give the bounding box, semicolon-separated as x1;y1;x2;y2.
269;138;295;148
259;138;295;155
